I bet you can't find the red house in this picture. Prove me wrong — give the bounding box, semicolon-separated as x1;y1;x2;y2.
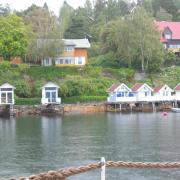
156;21;180;53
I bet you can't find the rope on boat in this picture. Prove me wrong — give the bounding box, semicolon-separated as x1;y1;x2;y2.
8;160;180;180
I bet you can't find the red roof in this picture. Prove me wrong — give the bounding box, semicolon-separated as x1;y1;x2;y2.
108;83;121;92
155;21;180;43
131;83;143;92
175;84;180;91
154;85;164;93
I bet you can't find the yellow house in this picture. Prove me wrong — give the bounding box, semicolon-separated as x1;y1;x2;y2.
41;39;90;67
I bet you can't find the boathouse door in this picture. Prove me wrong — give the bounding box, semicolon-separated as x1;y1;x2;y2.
0;89;13;104
45;87;57;103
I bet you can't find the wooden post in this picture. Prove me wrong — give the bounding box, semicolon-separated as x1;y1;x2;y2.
101;157;106;180
119;103;122;111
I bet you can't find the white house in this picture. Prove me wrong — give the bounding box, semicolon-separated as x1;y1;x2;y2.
153;84;174;101
107;83;135;102
174;84;180;101
0;83;15;105
131;83;153;101
41;82;61;105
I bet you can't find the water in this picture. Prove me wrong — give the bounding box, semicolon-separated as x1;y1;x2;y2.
0;112;180;180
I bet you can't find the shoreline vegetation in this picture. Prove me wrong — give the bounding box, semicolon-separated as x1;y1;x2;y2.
0;62;180;107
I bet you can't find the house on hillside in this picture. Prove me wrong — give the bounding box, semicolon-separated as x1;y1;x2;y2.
41;38;90;67
0;83;15;105
153;84;174;101
156;21;180;54
131;83;153;101
107;83;135;102
41;82;61;105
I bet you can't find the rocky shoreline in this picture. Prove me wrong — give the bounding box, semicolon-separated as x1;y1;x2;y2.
0;102;175;117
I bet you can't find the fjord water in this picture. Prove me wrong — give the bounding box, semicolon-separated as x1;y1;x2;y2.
0;113;180;180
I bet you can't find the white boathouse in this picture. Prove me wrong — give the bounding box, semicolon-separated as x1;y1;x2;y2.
41;82;61;105
0;83;15;105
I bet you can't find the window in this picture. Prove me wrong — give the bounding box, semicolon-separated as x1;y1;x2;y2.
165;33;171;40
64;46;74;52
78;57;83;64
169;44;180;48
45;87;56;91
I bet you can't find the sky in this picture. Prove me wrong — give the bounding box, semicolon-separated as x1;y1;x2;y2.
0;0;88;16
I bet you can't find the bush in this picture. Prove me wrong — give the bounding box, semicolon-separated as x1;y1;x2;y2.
62;96;106;104
0;61;11;70
14;80;32;98
15;98;41;105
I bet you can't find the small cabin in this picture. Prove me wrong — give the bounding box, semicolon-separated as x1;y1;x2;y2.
0;83;15;105
131;83;153;99
174;84;180;97
41;82;61;105
154;84;173;97
107;83;134;102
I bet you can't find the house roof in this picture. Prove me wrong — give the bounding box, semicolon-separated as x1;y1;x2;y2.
0;83;15;89
154;84;173;93
174;83;180;91
108;83;121;92
156;21;180;42
131;83;153;92
154;85;164;93
131;83;143;92
63;39;91;48
107;83;131;92
42;82;59;89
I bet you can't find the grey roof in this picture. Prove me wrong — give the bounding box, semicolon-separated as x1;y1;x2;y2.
63;39;91;48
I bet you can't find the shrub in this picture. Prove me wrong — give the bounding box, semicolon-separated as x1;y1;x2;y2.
0;61;11;70
14;80;32;98
15;98;41;105
62;96;106;104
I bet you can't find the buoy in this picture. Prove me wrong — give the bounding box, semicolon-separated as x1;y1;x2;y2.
163;112;168;116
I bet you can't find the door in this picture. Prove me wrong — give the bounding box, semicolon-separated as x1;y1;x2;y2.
7;92;12;103
45;91;56;103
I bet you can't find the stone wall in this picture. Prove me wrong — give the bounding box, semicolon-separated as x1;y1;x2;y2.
63;103;107;114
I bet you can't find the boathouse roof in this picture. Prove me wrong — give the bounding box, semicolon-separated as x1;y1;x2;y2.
108;83;121;92
131;83;153;92
107;83;131;92
42;82;59;89
154;84;173;93
0;83;15;89
174;83;180;91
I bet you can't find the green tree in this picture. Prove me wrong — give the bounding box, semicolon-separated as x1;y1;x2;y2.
59;1;74;37
0;14;30;59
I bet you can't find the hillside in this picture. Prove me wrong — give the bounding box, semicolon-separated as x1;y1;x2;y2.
0;61;180;104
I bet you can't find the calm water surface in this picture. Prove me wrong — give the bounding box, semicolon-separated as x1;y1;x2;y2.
0;112;180;179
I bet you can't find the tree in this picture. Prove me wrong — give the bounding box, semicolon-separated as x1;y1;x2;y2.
0;4;10;16
23;6;63;62
59;1;74;37
100;7;164;72
64;8;90;39
0;14;30;59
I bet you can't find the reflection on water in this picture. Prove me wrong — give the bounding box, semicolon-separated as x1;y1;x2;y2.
0;113;180;179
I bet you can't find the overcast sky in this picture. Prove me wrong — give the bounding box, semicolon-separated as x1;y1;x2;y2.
0;0;88;15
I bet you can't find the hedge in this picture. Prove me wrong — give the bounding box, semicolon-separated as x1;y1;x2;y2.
62;96;107;104
15;98;41;105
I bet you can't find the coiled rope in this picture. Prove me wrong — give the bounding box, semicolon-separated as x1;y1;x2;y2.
7;161;180;180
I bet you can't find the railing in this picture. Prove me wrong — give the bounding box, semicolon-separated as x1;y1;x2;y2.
7;158;180;180
108;95;179;103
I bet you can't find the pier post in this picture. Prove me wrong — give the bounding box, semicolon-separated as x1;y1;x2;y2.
119;104;122;111
101;157;106;180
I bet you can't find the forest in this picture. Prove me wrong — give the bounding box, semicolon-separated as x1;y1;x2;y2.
0;0;180;104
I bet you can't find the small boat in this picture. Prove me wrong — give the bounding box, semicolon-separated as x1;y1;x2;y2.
171;108;180;113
